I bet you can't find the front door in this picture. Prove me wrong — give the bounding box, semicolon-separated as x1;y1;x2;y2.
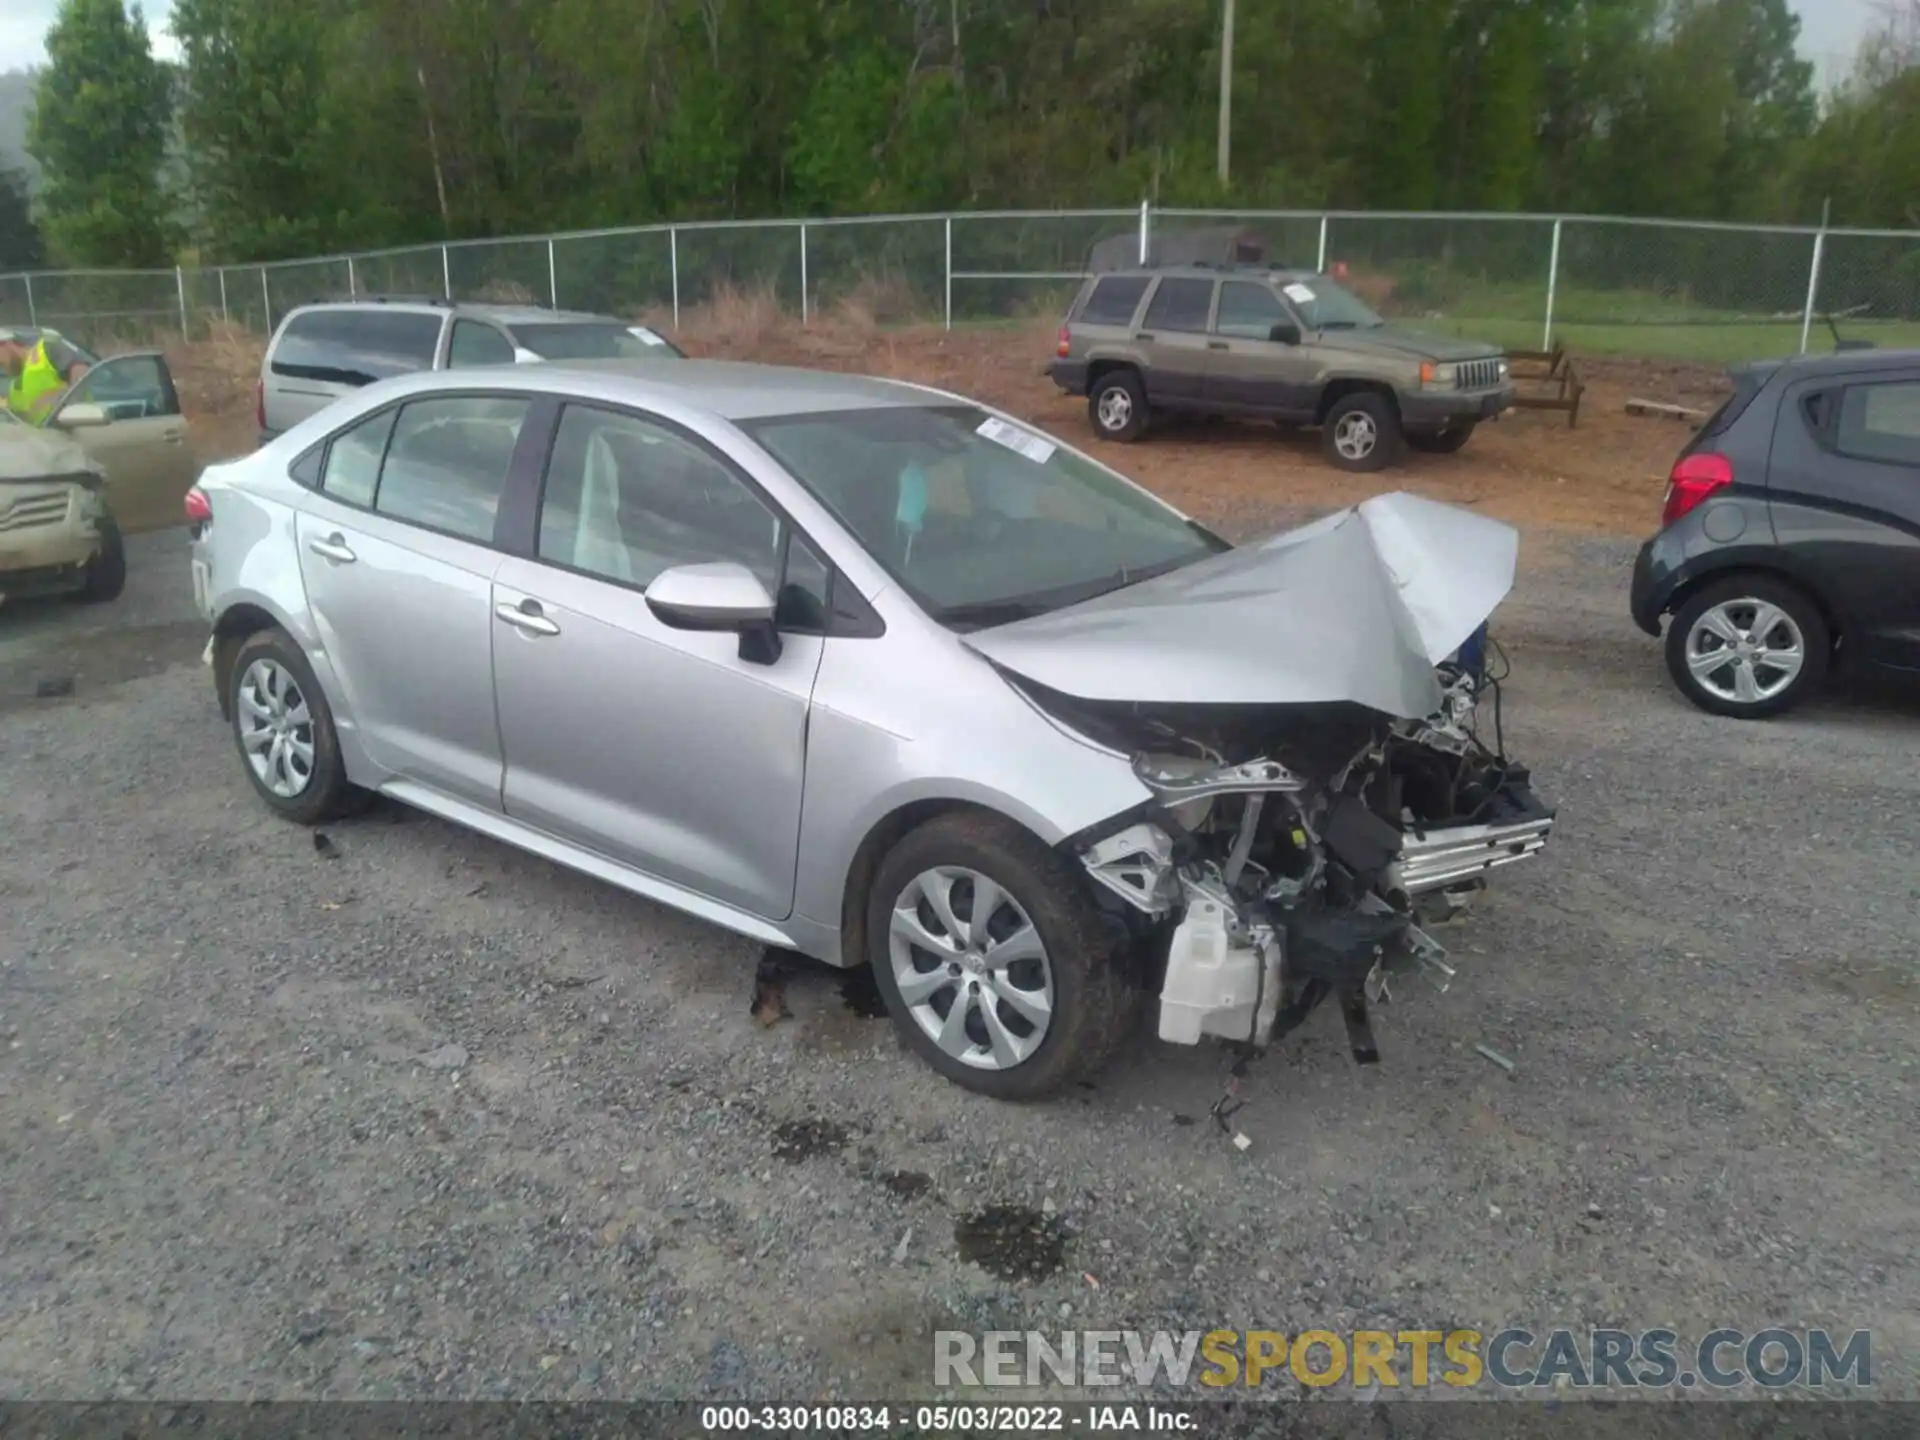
1202;279;1320;420
1134;277;1217;409
294;393;532;808
50;353;199;532
491;402;825;919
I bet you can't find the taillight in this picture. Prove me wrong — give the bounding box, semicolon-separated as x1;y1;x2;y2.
1661;452;1733;526
1056;325;1071;358
184;485;212;525
254;379;265;432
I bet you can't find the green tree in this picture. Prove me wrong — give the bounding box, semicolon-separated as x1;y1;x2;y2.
170;0;343;260
27;0;174;265
0;168;44;270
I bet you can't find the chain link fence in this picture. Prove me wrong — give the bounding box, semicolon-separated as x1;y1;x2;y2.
4;207;1918;364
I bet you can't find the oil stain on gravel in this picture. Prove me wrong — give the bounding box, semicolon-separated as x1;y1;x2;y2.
771;1118;851;1162
954;1204;1068;1282
878;1169;935;1201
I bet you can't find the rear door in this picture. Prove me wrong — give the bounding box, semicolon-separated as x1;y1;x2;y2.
1201;279;1317;419
1767;368;1920;671
1134;277;1216;408
263;309;446;436
49;353;199;532
293;391;535;807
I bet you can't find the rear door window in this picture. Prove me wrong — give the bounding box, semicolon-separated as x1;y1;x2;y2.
1836;380;1920;467
1076;277;1151;327
270;310;445;386
374;396;530;542
1142;278;1215;334
448;320;517;367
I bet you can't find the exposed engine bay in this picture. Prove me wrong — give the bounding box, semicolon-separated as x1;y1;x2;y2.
1048;638;1555;1067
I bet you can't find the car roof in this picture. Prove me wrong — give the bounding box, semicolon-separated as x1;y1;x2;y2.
367;357;949;422
1742;348;1920;378
283;298;641;326
1096;264;1321;283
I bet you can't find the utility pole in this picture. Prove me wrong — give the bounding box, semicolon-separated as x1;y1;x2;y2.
1217;0;1235;187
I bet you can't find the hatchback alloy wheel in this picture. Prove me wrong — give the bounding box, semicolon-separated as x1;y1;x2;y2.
1682;598;1805;707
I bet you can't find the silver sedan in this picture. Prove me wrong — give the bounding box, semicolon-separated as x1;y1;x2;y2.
188;357;1554;1099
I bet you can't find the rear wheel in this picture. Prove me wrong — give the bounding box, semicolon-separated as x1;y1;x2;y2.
229;628;363;823
1088;370;1149;442
867;811;1135;1100
77;518;126;603
1321;391;1402;472
1407;420;1476;454
1665;575;1829;719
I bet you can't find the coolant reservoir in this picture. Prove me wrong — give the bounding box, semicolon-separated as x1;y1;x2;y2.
1159;894;1274;1046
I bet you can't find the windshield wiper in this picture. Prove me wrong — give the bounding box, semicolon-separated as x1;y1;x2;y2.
939;598;1057;630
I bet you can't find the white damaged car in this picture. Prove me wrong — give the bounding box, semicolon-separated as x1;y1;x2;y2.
188;360;1554;1099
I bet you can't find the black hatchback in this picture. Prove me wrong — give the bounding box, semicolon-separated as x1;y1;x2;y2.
1630;349;1920;718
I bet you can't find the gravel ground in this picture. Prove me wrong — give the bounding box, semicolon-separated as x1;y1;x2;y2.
0;522;1915;1404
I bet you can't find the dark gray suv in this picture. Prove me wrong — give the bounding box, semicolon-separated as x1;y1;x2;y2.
1631;349;1920;718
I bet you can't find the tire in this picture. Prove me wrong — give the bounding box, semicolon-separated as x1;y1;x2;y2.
1407;420;1476;454
1088;369;1149;442
1664;575;1829;720
866;810;1136;1100
1321;391;1403;472
77;517;126;603
228;627;363;823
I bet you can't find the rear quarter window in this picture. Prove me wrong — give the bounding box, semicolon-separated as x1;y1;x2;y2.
1076;277;1151;326
270;310;444;386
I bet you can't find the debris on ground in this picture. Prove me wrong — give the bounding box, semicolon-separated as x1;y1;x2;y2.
750;951;794;1028
891;1227;913;1265
1474;1043;1517;1075
35;677;75;698
770;1118;849;1162
312;832;339;858
1625;397;1705;423
418;1043;469;1071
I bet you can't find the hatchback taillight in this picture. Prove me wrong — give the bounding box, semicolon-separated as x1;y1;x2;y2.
1056;325;1071;358
1662;452;1733;527
184;485;212;525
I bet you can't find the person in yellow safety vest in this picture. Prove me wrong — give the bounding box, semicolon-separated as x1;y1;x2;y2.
0;327;92;425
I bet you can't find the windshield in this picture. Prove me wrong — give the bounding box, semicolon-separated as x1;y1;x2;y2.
508;321;683;360
742;404;1225;629
1284;277;1384;331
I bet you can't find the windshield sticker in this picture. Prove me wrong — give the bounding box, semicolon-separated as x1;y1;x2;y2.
1283;282;1317;304
627;326;667;346
976;415;1057;465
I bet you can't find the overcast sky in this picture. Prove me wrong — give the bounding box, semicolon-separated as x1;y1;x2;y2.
0;0;1890;87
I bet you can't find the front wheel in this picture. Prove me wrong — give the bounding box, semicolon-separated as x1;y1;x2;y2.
1407;420;1476;454
77;517;127;603
867;811;1137;1100
1321;392;1403;472
1664;576;1829;719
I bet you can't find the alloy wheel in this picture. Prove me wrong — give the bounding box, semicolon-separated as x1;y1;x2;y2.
237;657;317;798
887;866;1054;1070
1683;598;1806;706
1096;387;1134;432
1333;411;1378;461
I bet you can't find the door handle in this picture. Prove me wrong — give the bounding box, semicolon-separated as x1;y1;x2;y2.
162;427;187;444
495;600;560;637
307;534;356;563
1136;332;1156;343
1207;340;1229;350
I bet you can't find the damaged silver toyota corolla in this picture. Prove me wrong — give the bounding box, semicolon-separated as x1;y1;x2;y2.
190;362;1552;1102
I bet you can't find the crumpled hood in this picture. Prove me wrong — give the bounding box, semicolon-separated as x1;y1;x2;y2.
964;491;1518;720
0;421;102;485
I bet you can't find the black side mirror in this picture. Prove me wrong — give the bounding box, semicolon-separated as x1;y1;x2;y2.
1270;322;1302;347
